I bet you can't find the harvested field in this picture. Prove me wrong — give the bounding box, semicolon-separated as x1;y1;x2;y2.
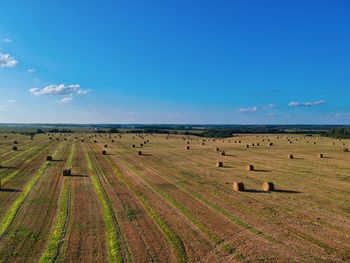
0;133;349;262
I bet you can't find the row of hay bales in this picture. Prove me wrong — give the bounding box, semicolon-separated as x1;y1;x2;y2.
233;181;274;192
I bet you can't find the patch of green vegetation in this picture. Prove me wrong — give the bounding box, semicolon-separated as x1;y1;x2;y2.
108;160;188;263
84;151;123;263
0;161;49;237
38;179;70;263
125;209;138;221
8;226;40;242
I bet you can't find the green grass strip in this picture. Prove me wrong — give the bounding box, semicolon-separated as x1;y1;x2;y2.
0;162;50;237
38;179;70;263
0;141;65;238
107;159;188;263
84;151;122;263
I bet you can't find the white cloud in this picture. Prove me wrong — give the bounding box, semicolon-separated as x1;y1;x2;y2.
29;84;90;105
29;84;81;96
5;99;16;103
27;68;36;72
0;52;18;68
3;38;12;43
239;106;257;113
263;104;276;109
77;89;91;95
288;100;327;107
56;94;73;104
335;113;350;119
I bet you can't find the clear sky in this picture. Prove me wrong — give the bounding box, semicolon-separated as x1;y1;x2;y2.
0;0;349;124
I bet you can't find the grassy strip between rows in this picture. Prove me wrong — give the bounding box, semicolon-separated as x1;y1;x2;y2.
1;142;56;185
107;158;188;263
0;141;64;238
84;150;122;263
38;178;70;263
38;142;74;263
123;161;222;244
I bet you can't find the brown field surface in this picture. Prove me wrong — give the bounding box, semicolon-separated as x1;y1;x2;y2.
0;133;349;262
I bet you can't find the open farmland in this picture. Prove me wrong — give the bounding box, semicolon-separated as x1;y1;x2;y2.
0;133;349;262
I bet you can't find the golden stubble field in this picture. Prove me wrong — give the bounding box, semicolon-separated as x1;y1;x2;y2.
0;132;349;263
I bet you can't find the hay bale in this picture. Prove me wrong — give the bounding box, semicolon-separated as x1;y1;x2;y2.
47;156;53;161
187;141;190;145
132;144;135;148
94;140;97;143
63;169;71;176
104;144;108;148
220;151;225;156
318;153;323;158
269;142;273;146
12;146;18;151
186;146;190;150
233;182;245;192
246;165;254;171
343;148;349;152
216;161;223;167
262;182;275;192
215;147;220;151
102;150;107;155
140;143;143;147
13;141;18;144
289;154;294;159
81;139;84;142
137;151;142;155
246;145;249;148
256;143;260;146
112;140;114;142
251;143;255;146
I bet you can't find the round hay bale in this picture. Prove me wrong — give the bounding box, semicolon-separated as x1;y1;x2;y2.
233;182;245;192
262;182;275;192
63;169;71;176
216;161;223;167
246;145;249;148
215;147;220;151
104;144;108;148
137;151;142;155
47;156;53;161
220;151;225;156
318;153;323;158
251;143;255;146
102;150;107;155
13;141;18;144
269;142;273;146
289;154;294;159
132;144;135;148
343;148;349;152
246;165;254;171
186;146;190;150
12;146;18;151
187;141;190;145
256;143;260;146
112;140;114;142
140;143;143;147
81;139;84;142
94;140;97;143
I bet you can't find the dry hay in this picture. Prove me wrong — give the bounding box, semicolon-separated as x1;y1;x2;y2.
246;145;249;148
104;144;108;148
94;140;98;143
81;139;84;142
186;146;190;150
132;144;135;148
343;148;349;152
137;151;142;155
102;150;107;155
140;143;143;147
187;141;190;145
216;147;220;151
318;153;324;158
246;165;254;171
12;146;18;151
289;154;294;159
112;140;115;142
47;156;53;161
63;169;71;176
13;141;18;144
233;182;245;192
262;182;275;192
268;142;273;146
256;143;260;146
220;151;225;156
216;161;223;168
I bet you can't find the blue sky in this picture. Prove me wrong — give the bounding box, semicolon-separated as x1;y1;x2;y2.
0;0;349;124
